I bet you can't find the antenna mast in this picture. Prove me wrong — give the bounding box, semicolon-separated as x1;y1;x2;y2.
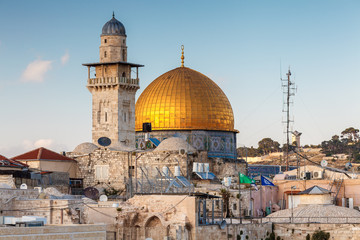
281;68;296;171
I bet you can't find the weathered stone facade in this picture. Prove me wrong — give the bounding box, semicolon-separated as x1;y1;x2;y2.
69;147;246;195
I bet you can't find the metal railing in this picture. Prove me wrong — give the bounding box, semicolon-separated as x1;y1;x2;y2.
224;216;360;224
88;77;139;86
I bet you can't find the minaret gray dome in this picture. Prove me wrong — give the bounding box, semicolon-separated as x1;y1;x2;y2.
101;13;126;36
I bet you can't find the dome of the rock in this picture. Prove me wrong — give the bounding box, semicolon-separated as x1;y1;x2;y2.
135;67;234;132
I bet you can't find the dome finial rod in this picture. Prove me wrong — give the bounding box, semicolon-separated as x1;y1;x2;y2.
181;45;185;67
112;11;115;18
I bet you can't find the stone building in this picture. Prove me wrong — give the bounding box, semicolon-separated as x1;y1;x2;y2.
82;13;143;147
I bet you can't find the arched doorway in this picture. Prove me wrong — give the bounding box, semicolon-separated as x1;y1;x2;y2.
145;216;164;240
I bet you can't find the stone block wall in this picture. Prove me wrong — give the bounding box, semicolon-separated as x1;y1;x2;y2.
196;223;272;240
7;199;84;225
0;224;106;240
274;223;360;240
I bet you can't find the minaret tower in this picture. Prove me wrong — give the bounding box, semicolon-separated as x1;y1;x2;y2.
83;13;143;147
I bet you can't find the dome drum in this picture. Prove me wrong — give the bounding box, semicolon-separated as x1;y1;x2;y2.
136;130;237;159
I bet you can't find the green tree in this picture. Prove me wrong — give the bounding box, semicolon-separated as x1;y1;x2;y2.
341;127;359;142
258;138;280;155
311;230;330;240
220;188;231;217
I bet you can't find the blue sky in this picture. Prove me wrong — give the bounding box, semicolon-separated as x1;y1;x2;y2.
1;0;360;156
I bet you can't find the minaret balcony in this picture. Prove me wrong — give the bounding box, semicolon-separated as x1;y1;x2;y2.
87;77;139;88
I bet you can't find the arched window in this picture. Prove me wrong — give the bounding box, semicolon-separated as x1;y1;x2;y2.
122;72;126;78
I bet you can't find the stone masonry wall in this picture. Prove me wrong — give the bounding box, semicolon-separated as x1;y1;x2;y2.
0;224;106;240
7;199;84;225
274;223;360;240
196;223;272;240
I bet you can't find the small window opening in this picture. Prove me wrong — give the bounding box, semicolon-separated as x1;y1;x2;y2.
104;39;107;43
122;49;126;61
104;51;107;58
105;112;108;122
122;72;126;78
123;112;127;122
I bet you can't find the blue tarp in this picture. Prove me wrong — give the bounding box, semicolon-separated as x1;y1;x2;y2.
149;138;161;147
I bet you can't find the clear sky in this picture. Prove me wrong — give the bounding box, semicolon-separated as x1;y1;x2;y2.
1;0;360;157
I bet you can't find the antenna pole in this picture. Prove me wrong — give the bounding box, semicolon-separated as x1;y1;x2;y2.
282;68;296;171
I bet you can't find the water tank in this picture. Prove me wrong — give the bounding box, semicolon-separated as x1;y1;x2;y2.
228;177;232;186
204;163;210;172
174;166;181;177
198;163;204;172
162;166;169;176
224;177;232;187
224;177;229;186
192;162;199;172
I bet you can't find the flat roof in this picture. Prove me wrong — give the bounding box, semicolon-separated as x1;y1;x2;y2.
82;61;144;67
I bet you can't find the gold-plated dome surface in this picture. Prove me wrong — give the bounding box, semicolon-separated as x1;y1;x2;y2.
135;67;234;132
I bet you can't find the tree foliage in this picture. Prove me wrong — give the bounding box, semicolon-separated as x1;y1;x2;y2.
321;127;360;162
258;138;280;155
311;230;330;240
220;188;231;217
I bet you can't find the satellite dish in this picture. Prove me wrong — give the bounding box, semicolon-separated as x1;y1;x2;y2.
84;187;99;200
345;162;353;170
321;160;328;167
20;183;27;189
218;219;227;229
99;195;108;202
98;137;111;147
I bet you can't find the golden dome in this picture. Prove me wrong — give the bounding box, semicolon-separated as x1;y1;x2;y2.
135;66;235;132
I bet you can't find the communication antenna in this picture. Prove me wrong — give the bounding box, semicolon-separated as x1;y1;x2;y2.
99;194;108;202
98;137;111;147
281;67;296;171
321;160;328;167
84;187;100;200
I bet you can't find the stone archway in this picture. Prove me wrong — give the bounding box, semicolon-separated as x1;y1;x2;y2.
132;225;141;240
145;216;165;240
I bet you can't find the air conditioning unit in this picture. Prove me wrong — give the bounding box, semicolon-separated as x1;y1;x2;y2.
312;171;323;179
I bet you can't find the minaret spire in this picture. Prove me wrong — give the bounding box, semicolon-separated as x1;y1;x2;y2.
181;45;185;67
112;11;115;18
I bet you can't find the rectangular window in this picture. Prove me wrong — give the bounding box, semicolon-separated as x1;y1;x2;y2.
95;165;109;180
97;111;101;123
